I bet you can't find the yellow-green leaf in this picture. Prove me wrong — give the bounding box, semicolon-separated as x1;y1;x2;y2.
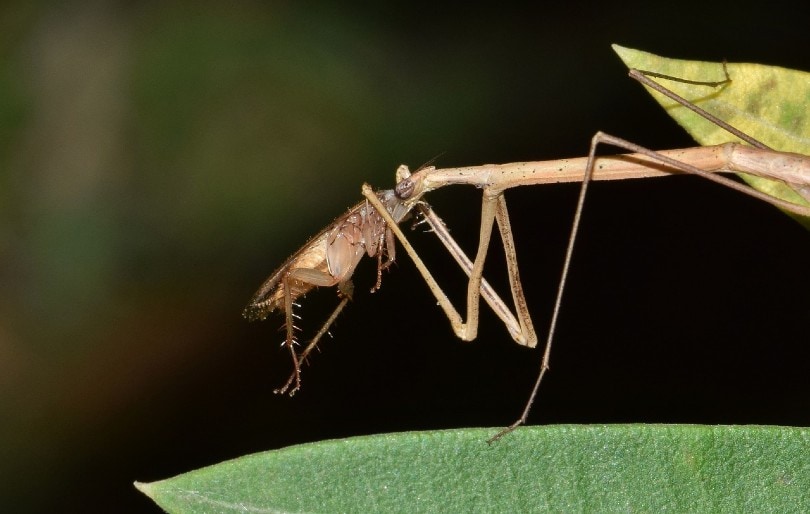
612;44;810;221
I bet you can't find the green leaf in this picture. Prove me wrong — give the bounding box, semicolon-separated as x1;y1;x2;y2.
136;425;810;513
612;44;810;222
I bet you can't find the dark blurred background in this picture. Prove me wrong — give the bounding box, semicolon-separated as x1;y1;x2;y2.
1;2;808;512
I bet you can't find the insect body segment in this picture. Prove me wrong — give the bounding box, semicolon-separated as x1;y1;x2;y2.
243;189;411;395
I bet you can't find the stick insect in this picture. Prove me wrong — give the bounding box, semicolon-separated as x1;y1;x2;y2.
359;66;810;441
245;59;810;432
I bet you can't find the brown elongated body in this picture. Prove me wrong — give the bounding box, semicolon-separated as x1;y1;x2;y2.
247;144;810;398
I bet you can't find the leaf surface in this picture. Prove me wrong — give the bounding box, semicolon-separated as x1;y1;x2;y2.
613;44;810;219
136;425;810;513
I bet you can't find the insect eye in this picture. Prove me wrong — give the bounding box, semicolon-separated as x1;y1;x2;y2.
395;177;415;199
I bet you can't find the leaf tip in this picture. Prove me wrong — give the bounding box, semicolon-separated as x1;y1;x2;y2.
611;44;639;66
133;480;154;498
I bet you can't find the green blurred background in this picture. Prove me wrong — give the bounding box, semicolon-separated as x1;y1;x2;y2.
1;2;808;512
